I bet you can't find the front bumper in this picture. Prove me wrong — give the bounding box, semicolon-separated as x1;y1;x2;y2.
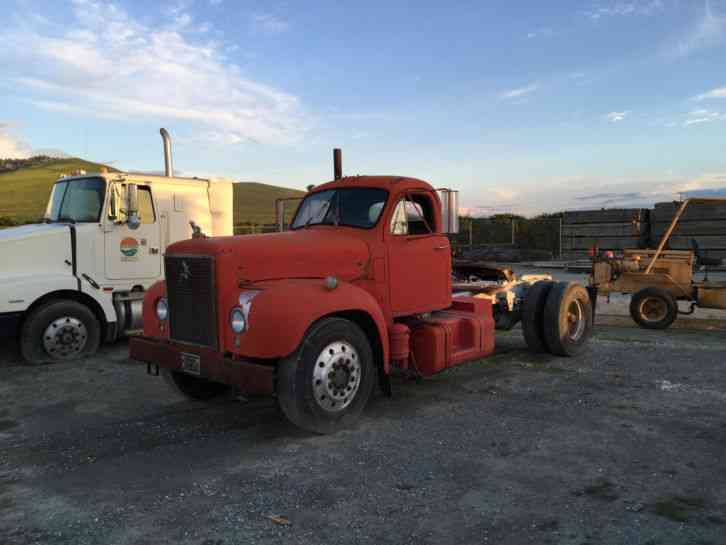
129;336;275;396
0;312;23;339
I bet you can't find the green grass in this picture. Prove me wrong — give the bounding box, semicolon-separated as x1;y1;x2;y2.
232;181;305;226
0;158;116;223
0;161;305;227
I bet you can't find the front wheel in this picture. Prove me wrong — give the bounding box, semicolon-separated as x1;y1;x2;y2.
277;317;375;434
629;288;677;330
20;300;101;364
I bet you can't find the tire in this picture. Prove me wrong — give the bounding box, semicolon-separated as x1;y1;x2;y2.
629;288;677;330
277;317;375;434
20;300;101;364
494;308;520;331
162;369;231;401
543;282;593;357
522;281;554;353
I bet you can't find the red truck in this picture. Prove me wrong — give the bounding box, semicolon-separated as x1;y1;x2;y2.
130;173;593;433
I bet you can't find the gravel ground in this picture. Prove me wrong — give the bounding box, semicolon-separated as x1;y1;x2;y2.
1;322;725;545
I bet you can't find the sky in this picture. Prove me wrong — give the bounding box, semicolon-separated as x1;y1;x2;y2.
1;0;726;216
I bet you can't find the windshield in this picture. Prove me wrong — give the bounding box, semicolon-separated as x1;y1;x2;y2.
291;187;388;230
44;177;106;223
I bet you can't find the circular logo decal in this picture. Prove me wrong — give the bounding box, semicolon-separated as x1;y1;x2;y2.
120;237;139;257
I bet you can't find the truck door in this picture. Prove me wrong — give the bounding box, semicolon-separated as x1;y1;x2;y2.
387;192;451;315
105;184;162;280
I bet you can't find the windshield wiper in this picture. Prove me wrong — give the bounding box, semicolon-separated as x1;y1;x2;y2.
58;215;76;225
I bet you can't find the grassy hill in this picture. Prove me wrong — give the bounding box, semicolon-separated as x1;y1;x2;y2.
0;158;117;223
233;181;305;226
0;159;306;227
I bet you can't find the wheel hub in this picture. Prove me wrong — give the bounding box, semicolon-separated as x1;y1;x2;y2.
640;297;667;322
43;317;88;359
566;299;586;341
312;341;361;413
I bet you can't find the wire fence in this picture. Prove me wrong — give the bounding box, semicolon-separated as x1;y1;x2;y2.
452;217;562;260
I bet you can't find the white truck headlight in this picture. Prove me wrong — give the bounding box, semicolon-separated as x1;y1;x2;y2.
156;298;168;321
230;308;246;333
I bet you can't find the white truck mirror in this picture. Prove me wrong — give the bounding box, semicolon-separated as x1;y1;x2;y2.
437;189;460;234
126;183;141;230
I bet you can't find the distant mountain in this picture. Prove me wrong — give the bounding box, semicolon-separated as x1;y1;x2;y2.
684;187;726;198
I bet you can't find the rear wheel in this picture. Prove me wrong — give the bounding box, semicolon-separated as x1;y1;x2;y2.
629;288;677;330
20;300;101;364
162;369;231;401
543;282;593;356
277;317;375;434
522;281;554;352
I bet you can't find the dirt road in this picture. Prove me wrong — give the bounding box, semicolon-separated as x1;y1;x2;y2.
1;324;725;545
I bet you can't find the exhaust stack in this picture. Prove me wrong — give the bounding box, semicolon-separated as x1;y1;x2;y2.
160;128;173;177
333;148;342;180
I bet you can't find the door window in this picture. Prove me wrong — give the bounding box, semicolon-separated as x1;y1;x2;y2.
137;187;156;224
111;185;156;224
390;194;435;235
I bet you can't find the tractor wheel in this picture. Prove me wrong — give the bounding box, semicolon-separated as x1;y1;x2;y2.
629;288;677;330
543;282;593;357
20;300;101;364
162;369;231;401
522;281;554;353
277;317;375;434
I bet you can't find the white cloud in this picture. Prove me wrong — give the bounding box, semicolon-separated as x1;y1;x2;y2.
695;85;726;100
585;1;665;20
684;109;725;125
526;28;554;39
499;83;539;100
0;125;31;159
250;14;290;35
0;0;305;145
606;111;629;122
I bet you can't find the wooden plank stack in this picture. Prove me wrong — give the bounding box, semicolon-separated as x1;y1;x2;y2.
562;209;649;260
651;201;726;261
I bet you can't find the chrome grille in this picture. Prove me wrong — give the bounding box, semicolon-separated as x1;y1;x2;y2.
165;255;217;348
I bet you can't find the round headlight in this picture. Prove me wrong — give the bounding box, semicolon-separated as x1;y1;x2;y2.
230;308;246;333
156;298;168;321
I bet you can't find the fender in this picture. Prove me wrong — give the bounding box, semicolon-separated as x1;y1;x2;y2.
0;274;80;314
224;279;390;371
0;274;118;326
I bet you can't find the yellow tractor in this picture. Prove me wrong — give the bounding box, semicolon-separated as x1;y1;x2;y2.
590;198;726;329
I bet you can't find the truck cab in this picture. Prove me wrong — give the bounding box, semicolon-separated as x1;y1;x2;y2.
0;130;233;363
131;175;503;433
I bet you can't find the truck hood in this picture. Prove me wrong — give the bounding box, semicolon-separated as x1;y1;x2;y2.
167;228;371;283
0;223;73;278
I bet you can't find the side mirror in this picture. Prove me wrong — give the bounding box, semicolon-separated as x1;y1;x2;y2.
127;183;141;230
437;189;460;234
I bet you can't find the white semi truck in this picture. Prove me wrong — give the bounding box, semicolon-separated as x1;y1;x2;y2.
0;129;234;364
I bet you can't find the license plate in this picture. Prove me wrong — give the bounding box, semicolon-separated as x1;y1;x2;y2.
180;352;201;375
